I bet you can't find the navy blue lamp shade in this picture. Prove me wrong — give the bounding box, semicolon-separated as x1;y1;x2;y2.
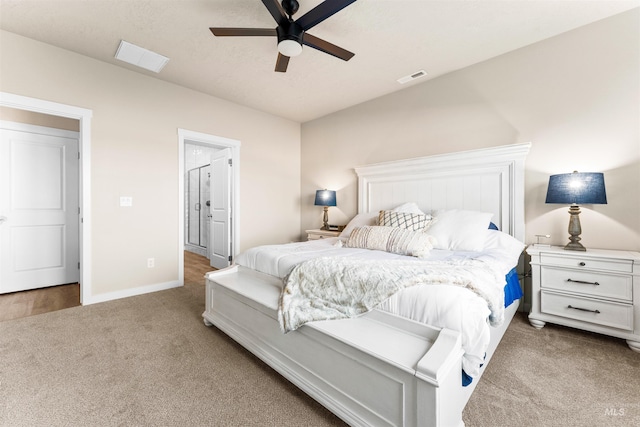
314;190;337;207
545;171;606;251
545;172;607;205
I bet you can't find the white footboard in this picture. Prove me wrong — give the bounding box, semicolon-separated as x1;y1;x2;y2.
203;266;466;427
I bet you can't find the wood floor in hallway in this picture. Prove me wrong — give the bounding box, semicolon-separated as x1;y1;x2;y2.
0;251;213;322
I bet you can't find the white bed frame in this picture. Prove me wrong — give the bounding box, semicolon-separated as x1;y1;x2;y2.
204;143;531;427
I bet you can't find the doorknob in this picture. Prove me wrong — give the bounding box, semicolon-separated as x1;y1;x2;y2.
0;216;7;224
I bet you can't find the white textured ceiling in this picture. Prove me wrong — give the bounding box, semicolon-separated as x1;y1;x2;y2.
1;0;638;122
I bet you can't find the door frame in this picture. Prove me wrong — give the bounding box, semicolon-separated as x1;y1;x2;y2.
178;128;240;282
0;92;93;304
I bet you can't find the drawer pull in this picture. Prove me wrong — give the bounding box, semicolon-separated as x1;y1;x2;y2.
567;278;599;286
578;262;586;266
567;305;600;314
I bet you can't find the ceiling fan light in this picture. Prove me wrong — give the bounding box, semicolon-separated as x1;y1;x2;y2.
278;39;302;57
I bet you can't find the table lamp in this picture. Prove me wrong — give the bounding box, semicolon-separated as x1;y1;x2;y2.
545;171;607;251
314;189;336;230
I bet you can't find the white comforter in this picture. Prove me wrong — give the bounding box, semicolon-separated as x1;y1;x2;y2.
235;236;522;377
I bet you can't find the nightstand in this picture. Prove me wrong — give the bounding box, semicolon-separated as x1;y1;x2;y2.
527;245;640;352
305;229;340;240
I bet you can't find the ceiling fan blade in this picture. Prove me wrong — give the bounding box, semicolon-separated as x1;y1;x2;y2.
303;33;354;61
296;0;357;31
262;0;288;27
275;53;290;72
210;28;277;37
209;28;278;37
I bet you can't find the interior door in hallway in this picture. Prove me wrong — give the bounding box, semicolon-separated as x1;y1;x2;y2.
208;148;231;269
0;123;80;294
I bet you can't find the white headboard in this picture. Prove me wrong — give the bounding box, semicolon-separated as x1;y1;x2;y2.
354;143;531;242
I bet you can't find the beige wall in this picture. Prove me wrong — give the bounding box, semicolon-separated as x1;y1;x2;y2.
301;10;639;251
0;30;301;297
0;107;80;131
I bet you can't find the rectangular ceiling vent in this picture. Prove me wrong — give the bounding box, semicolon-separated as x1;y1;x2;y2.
397;70;427;84
115;40;169;73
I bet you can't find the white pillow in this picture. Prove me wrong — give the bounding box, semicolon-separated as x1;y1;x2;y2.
392;202;425;215
483;229;525;269
339;212;378;238
346;226;436;258
426;209;493;252
484;229;524;252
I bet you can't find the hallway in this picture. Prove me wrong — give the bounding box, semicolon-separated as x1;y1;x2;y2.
0;251;213;322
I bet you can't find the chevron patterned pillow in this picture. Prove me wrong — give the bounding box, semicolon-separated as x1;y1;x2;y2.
378;210;431;231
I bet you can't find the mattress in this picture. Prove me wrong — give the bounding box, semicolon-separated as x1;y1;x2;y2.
235;233;523;379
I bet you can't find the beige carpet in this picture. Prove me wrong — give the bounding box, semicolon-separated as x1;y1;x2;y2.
463;311;639;427
1;281;638;426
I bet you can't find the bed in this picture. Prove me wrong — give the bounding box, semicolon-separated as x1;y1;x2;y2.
203;142;531;427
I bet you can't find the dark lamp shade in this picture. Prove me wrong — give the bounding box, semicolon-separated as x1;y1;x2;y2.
545;172;607;205
314;189;337;207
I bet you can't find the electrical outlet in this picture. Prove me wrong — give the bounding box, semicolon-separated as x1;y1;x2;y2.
147;258;155;268
120;196;133;207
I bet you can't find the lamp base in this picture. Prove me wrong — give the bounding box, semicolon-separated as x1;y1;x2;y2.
564;204;586;251
321;206;329;230
564;241;586;251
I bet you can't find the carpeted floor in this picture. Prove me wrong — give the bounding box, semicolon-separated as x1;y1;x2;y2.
1;280;638;427
462;311;640;427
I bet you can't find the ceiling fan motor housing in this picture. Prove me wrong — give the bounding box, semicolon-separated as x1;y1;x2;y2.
276;21;304;46
276;21;304;56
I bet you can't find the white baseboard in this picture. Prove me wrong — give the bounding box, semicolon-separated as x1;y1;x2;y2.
83;280;182;305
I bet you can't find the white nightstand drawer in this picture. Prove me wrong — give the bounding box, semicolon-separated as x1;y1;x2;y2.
541;266;633;302
541;291;633;331
540;254;633;273
306;229;340;241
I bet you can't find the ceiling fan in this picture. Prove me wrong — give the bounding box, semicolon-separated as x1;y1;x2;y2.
210;0;357;72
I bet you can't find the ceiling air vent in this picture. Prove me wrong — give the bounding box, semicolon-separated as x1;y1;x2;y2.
115;40;169;73
397;70;427;84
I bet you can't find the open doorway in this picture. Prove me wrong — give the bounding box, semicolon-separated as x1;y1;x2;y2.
0;92;93;304
178;129;240;284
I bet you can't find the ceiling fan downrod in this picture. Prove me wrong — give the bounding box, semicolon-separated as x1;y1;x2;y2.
281;0;299;20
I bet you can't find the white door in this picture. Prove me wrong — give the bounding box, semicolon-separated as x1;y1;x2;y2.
208;148;231;269
0;125;80;293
